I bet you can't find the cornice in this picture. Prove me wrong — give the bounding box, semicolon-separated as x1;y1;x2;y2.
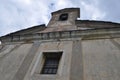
1;27;120;44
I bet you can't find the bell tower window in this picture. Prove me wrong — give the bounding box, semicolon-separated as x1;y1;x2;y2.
59;13;68;21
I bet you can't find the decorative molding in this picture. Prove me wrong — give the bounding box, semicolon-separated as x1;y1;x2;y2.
1;28;120;44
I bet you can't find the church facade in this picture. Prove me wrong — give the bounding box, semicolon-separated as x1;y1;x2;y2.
0;8;120;80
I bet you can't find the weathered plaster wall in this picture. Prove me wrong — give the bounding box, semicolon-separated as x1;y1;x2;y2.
70;40;83;80
82;38;120;80
0;44;33;80
24;41;73;80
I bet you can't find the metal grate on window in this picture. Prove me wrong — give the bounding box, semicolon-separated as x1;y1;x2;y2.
41;52;62;74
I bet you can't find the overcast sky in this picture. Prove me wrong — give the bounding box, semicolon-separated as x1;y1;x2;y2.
0;0;120;36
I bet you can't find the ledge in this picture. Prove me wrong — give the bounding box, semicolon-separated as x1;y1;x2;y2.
1;27;120;44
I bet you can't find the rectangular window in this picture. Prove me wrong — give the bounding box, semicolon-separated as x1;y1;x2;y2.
41;52;62;74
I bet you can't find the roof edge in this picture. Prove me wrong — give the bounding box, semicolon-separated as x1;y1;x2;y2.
76;20;120;28
0;24;46;38
51;7;80;17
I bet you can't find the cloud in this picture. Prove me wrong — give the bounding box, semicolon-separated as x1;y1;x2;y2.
0;0;50;36
54;0;74;10
98;0;120;22
80;1;106;20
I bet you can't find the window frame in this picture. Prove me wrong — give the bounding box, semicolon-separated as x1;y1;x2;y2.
40;52;62;74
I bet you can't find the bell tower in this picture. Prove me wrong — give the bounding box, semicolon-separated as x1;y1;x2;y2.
47;8;80;30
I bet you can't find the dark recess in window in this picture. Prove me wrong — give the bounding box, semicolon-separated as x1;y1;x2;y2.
59;13;68;21
41;52;62;74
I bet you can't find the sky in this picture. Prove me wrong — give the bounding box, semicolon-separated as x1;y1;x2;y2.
0;0;120;36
